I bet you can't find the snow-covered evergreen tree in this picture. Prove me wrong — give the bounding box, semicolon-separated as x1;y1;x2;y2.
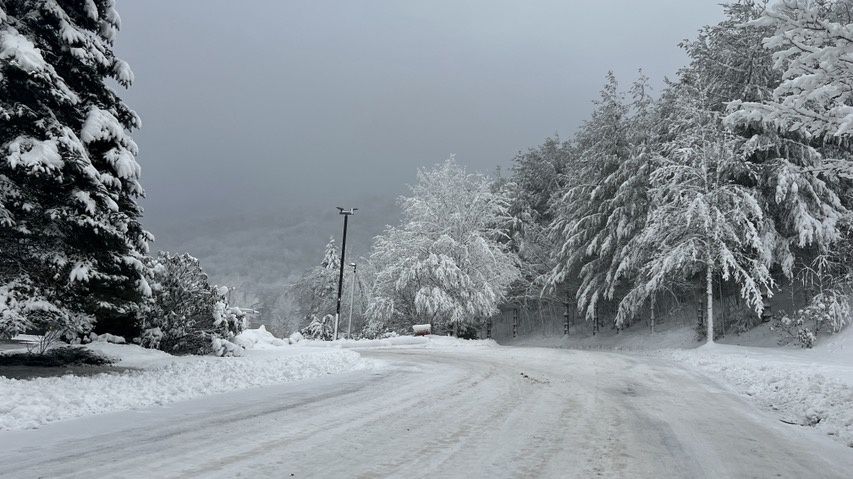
289;237;340;331
680;0;779;107
617;81;774;343
367;158;520;334
320;236;340;271
726;0;853;282
547;72;657;322
732;0;853;146
502;137;574;303
0;1;150;338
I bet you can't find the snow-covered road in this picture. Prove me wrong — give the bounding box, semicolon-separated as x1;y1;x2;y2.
1;346;851;478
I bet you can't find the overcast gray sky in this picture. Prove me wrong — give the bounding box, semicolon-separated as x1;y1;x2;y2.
114;0;723;239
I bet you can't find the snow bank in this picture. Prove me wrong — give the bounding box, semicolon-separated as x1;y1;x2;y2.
0;337;368;431
662;343;853;447
233;325;288;349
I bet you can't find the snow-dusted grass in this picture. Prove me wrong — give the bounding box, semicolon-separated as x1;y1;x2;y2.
0;329;369;431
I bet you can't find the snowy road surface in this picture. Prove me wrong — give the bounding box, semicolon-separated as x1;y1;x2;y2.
1;346;852;478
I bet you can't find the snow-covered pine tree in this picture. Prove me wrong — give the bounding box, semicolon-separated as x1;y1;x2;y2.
617;79;774;343
0;1;150;339
547;72;657;324
321;236;340;271
725;0;853;284
547;73;628;322
502;137;574;304
732;0;853;148
367;157;520;335
289;237;341;331
680;0;779;107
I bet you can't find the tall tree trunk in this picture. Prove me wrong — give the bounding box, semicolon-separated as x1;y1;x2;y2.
650;296;656;334
706;263;714;344
718;275;725;336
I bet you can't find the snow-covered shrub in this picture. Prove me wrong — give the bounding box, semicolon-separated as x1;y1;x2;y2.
721;296;764;335
0;278;93;353
775;289;850;348
211;337;243;357
139;252;246;355
301;314;333;340
455;323;480;340
138;327;164;349
27;309;94;355
0;280;35;339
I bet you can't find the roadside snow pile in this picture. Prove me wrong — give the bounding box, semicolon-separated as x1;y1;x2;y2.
664;339;853;448
0;337;368;431
233;325;288;350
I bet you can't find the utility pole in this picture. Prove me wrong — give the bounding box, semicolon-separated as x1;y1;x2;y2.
334;207;357;340
347;262;357;339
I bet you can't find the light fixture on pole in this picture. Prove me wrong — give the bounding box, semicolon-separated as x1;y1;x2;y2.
347;262;357;339
334;207;357;340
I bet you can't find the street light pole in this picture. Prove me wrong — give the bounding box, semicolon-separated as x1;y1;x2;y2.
334;207;357;340
347;262;357;339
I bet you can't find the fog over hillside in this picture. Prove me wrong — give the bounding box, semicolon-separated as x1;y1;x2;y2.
147;194;401;332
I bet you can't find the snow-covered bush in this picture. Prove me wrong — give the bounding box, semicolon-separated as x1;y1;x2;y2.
139;252;245;355
0;279;37;339
138;327;164;349
301;314;333;340
0;278;93;353
776;289;850;348
211;337;243;357
454;323;480;340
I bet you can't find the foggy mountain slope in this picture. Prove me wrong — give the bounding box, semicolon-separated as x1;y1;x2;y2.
145;195;400;329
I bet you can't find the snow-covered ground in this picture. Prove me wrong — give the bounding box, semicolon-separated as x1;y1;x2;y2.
508;322;853;448
0;327;370;431
661;329;853;448
1;345;850;478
